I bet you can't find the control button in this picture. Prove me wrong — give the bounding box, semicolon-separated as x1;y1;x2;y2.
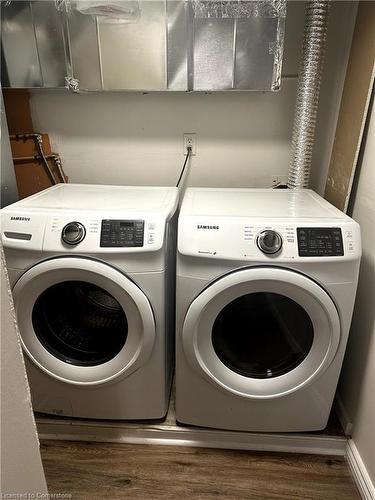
257;230;283;255
148;222;156;230
62;222;86;245
100;220;144;247
147;233;155;244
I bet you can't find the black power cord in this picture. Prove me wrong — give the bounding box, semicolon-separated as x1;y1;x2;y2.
176;146;192;187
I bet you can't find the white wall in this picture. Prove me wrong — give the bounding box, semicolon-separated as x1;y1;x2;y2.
338;96;375;487
31;81;297;188
0;248;48;495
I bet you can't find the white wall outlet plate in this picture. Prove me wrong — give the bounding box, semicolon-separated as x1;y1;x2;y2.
183;133;197;155
271;175;288;187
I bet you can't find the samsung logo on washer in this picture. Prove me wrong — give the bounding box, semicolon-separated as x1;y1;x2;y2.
10;216;30;221
197;225;219;230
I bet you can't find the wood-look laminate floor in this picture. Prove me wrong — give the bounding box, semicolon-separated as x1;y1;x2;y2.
40;440;360;500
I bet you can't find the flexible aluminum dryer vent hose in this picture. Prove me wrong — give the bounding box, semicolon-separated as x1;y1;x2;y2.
287;0;331;189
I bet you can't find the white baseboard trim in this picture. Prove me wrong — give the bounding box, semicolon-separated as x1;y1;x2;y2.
335;393;353;436
36;417;346;457
346;439;375;500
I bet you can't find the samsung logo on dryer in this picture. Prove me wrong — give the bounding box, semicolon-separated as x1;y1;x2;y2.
10;216;30;221
197;224;219;230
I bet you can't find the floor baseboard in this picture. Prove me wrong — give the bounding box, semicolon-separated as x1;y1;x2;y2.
36;417;346;457
346;439;375;500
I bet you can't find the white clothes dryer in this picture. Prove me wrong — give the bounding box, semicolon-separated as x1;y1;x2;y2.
1;183;178;420
176;188;361;432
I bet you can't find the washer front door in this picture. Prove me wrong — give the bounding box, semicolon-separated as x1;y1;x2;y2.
182;267;340;399
13;257;155;386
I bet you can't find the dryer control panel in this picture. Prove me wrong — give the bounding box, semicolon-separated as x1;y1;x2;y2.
100;220;144;247
178;216;360;262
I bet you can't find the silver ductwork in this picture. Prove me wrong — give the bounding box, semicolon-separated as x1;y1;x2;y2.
287;0;331;189
1;0;287;92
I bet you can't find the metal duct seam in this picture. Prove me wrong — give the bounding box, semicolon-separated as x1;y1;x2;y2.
287;0;331;189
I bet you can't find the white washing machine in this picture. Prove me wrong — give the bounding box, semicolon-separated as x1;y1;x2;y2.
176;188;361;432
1;183;178;420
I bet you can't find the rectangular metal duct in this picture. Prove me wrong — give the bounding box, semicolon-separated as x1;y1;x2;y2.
1;0;286;92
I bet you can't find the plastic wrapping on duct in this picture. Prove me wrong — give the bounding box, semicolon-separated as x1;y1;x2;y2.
287;1;331;189
75;1;141;23
191;0;286;19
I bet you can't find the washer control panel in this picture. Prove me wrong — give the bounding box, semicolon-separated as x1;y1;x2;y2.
100;220;144;247
297;228;343;257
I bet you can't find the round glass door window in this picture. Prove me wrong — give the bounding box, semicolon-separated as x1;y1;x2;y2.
32;281;127;366
212;292;314;379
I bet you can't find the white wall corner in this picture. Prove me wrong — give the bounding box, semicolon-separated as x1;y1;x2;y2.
0;246;48;495
346;439;375;500
335;392;354;436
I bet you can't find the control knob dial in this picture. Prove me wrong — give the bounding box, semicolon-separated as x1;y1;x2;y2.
257;230;282;255
62;222;86;245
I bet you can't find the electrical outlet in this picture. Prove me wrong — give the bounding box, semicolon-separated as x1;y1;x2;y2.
271;176;279;187
271;175;288;187
183;133;197;155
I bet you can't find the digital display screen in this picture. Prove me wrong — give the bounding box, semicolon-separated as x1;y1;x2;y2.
307;229;333;239
120;222;134;227
297;227;343;257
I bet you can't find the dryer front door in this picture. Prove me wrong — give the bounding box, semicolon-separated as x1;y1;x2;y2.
182;267;340;399
13;257;155;386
